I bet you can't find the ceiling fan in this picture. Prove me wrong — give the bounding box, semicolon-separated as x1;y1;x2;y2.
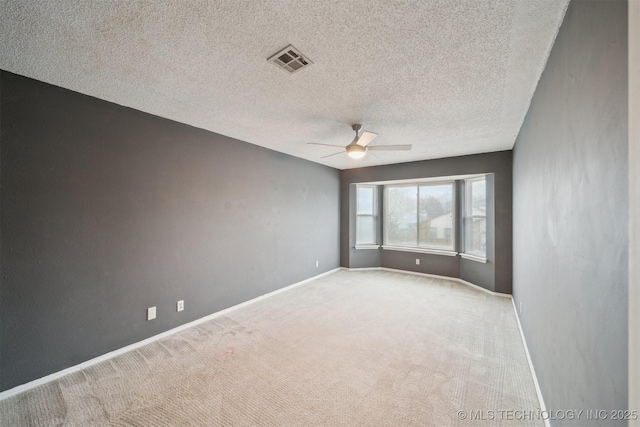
308;124;412;159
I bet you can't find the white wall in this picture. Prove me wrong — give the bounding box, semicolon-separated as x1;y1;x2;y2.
629;0;640;424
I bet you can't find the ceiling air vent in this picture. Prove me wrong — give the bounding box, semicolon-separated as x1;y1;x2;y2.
267;45;313;74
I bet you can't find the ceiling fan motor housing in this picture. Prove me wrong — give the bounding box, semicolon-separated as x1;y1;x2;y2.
346;144;366;159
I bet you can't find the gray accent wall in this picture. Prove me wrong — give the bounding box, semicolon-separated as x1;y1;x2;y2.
0;71;340;391
512;1;628;425
340;151;512;293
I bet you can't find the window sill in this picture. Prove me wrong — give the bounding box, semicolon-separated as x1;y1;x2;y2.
381;245;458;257
460;253;487;263
354;245;380;250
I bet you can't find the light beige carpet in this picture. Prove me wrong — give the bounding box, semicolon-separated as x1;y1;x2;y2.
0;270;543;426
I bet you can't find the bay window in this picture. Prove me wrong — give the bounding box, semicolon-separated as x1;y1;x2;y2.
384;182;455;252
356;185;378;247
462;176;487;259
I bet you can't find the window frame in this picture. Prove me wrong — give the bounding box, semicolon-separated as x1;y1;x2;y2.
355;184;379;249
461;176;487;262
382;180;457;255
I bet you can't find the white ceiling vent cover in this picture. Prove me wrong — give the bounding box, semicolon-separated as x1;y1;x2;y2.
267;45;313;74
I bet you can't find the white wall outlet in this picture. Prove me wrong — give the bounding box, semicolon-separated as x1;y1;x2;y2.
416;258;420;265
147;306;156;321
177;300;184;312
519;301;523;314
316;260;319;268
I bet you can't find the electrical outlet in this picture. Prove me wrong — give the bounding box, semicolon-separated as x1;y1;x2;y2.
519;302;523;314
416;258;420;265
177;300;184;312
147;306;156;321
316;260;319;268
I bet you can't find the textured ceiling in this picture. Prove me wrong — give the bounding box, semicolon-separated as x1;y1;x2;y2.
0;0;568;170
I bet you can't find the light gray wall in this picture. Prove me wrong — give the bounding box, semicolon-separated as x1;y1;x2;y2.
630;1;640;424
340;151;512;293
0;71;340;391
0;75;2;388
512;1;628;425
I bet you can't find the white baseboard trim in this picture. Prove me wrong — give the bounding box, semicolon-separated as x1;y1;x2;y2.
511;298;550;427
342;266;381;271
0;267;341;402
346;266;511;298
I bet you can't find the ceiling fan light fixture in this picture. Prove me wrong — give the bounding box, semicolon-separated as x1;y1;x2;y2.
307;123;411;160
346;144;366;159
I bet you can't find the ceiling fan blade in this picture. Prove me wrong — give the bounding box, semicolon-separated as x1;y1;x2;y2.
368;144;412;151
307;142;346;148
320;151;345;159
355;131;378;147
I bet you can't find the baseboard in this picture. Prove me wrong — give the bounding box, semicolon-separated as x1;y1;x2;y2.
346;266;512;298
511;298;550;427
0;267;341;402
0;265;543;418
342;266;381;271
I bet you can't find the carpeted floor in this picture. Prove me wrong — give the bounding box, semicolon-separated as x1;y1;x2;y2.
0;269;543;426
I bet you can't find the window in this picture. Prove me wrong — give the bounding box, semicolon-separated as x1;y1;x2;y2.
384;182;455;252
444;228;452;240
463;176;487;259
356;185;378;246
